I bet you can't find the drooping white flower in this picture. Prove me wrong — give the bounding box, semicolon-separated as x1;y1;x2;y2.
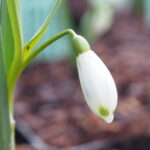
71;34;118;123
76;50;118;123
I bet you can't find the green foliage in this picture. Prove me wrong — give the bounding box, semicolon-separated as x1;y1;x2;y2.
6;0;23;98
0;1;22;149
21;0;73;62
23;0;61;60
0;24;11;150
0;0;15;75
0;3;76;150
0;1;68;149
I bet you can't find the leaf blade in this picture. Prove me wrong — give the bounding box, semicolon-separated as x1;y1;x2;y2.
6;0;23;90
23;0;61;59
0;26;11;150
0;0;15;75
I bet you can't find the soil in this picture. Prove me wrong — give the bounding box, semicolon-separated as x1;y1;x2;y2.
15;13;150;149
16;145;34;150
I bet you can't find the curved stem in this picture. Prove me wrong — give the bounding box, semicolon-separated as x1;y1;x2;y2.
20;29;76;73
23;0;62;59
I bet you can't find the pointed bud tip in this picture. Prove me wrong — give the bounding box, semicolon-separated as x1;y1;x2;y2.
98;106;114;123
103;115;114;123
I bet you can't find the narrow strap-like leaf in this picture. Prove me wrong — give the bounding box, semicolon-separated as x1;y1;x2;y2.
21;29;75;73
23;0;61;59
0;27;11;150
6;0;23;58
6;0;23;91
0;0;15;75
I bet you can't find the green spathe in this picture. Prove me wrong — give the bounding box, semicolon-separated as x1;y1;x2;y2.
72;35;90;56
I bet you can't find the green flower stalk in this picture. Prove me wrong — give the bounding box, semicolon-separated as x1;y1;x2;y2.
0;0;118;150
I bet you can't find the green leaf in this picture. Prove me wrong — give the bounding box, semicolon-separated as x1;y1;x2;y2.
0;0;15;75
6;0;23;91
0;27;11;150
0;1;22;149
33;0;73;62
21;29;75;73
23;0;61;59
7;0;23;54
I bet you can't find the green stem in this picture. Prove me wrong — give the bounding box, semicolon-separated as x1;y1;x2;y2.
0;83;12;150
0;29;12;150
10;117;15;150
20;29;76;73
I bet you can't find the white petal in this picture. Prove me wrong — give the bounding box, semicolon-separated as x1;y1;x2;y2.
77;50;118;123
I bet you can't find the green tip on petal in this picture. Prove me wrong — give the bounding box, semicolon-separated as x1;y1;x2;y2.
98;106;109;117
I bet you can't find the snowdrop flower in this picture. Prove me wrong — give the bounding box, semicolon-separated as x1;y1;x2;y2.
73;35;118;123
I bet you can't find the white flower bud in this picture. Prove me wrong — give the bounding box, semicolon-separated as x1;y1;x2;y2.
76;50;118;123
